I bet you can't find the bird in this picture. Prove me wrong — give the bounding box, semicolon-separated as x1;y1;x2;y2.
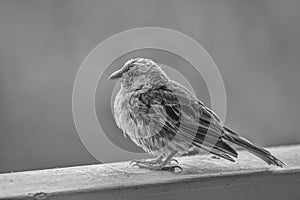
109;58;284;171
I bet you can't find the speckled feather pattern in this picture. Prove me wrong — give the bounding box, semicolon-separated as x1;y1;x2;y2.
111;58;284;167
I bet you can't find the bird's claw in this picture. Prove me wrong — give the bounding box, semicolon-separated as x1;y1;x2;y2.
131;163;141;168
169;158;179;165
130;157;163;166
162;165;183;172
131;162;182;172
129;160;138;165
129;160;149;166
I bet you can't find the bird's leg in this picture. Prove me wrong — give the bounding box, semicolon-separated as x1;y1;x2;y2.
130;155;163;166
132;151;182;171
159;151;182;171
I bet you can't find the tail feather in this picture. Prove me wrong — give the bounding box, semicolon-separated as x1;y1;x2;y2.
214;139;238;158
223;127;284;167
193;142;235;162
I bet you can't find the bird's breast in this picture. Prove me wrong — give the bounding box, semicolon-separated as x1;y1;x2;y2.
113;90;187;156
113;90;140;139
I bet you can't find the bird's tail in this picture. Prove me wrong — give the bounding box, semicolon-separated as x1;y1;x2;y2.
223;127;284;167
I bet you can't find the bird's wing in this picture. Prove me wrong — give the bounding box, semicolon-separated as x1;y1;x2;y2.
131;84;237;159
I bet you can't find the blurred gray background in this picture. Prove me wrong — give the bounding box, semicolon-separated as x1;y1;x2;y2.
0;0;300;173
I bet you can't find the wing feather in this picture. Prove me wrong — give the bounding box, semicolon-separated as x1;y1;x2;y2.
130;84;237;159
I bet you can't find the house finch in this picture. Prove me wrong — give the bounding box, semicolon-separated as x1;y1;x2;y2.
109;58;284;171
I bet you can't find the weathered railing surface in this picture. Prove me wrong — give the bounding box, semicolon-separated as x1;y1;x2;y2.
0;145;299;200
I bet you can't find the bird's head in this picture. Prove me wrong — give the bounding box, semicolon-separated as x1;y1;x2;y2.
109;58;168;91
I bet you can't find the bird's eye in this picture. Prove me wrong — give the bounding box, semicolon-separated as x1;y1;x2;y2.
123;63;135;73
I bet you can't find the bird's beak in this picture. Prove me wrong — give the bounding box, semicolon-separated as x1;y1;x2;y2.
108;69;123;80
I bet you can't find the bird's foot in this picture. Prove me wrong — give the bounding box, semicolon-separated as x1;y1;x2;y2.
130;152;181;172
169;158;179;165
161;165;182;172
131;159;182;172
131;162;182;172
130;158;179;167
130;157;163;166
